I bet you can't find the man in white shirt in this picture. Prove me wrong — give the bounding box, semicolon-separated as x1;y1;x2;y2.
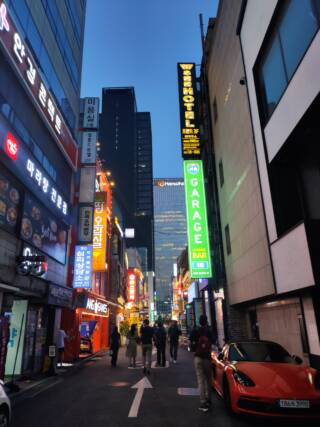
57;328;67;367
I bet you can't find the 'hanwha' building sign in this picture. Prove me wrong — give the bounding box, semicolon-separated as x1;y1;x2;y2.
177;63;201;159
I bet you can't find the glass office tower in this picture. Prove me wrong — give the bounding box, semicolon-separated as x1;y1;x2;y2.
153;179;187;318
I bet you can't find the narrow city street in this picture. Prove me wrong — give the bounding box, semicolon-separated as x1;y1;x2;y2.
10;347;313;427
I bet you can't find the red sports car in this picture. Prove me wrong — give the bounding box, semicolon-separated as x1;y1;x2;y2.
212;340;320;418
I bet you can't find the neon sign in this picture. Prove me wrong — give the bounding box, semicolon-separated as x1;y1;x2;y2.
183;160;212;278
0;1;77;169
128;272;136;302
177;63;201;159
4;132;18;161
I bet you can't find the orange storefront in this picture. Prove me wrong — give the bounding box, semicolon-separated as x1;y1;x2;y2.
76;292;109;355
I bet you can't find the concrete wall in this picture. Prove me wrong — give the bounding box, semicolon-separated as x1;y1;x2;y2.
206;0;274;305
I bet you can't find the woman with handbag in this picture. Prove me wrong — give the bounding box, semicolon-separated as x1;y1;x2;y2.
126;324;138;368
110;326;120;367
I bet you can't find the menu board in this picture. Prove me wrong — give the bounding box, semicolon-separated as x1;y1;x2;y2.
20;194;68;264
0;169;21;234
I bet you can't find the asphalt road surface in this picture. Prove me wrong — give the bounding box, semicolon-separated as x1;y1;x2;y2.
11;347;317;427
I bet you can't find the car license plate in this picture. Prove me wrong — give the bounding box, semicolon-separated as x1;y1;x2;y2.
279;400;310;409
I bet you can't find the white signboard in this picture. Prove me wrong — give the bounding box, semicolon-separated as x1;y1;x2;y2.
125;228;135;238
81;131;97;164
78;206;94;242
79;167;96;203
83;97;99;129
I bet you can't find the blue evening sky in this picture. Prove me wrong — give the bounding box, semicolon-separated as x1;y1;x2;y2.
81;0;218;178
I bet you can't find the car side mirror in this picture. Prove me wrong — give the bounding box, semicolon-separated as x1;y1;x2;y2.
217;352;224;361
292;355;303;365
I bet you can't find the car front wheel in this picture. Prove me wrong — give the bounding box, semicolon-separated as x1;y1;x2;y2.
0;407;9;427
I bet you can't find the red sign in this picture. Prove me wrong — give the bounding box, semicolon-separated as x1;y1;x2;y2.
127;271;136;303
0;2;78;170
4;132;18;160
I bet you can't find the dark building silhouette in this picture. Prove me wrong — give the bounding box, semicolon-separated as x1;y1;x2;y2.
99;87;154;270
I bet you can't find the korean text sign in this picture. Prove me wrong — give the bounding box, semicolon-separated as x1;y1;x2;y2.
177;63;201;159
183;160;212;278
72;245;92;289
92;192;107;271
0;2;77;169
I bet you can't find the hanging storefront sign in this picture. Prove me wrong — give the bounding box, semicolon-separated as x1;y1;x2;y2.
79;167;96;204
47;283;73;308
127;271;136;303
0;124;69;219
81;131;97;164
21;194;68;264
183;160;212;278
0;2;77;169
78;206;94;242
92;192;108;271
177;63;201;159
83;98;99;129
72;245;93;289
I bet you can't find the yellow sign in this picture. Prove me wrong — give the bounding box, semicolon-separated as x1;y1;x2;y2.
92;192;108;271
177;63;201;158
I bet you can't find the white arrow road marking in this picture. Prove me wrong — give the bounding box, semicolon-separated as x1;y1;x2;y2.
177;387;199;396
128;377;153;418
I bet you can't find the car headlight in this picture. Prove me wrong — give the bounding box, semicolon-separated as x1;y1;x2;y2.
233;370;255;387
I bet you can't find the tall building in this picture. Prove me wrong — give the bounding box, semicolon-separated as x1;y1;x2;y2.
237;0;320;368
153;179;187;318
0;0;85;376
99;87;154;270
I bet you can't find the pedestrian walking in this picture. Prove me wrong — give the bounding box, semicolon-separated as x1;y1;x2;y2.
57;328;67;367
126;324;138;367
110;326;121;367
168;320;181;363
189;315;214;412
140;319;154;375
154;321;167;367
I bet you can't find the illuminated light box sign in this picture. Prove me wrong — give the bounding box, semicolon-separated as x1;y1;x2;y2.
83;98;99;129
177;63;201;159
183;160;212;278
0;123;69;218
73;245;92;289
154;180;184;187
92;192;108;272
0;2;78;169
86;297;109;315
127;271;136;303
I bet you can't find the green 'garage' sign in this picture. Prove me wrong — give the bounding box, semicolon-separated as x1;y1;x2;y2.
183;160;212;278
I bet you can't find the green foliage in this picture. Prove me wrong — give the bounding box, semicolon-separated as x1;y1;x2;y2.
119;320;129;336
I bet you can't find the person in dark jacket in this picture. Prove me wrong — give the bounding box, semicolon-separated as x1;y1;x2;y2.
168;320;181;363
189;315;214;412
110;326;121;367
154;321;167;367
140;319;154;374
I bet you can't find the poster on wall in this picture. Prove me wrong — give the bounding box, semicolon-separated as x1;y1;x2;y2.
0;168;21;235
5;299;28;376
20;194;68;264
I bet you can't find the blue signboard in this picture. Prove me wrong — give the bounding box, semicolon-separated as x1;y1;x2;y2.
72;245;92;289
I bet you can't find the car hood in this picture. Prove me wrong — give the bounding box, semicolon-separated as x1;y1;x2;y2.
233;362;319;395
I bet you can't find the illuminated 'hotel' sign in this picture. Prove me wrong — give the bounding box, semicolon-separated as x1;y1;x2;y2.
177;63;201;159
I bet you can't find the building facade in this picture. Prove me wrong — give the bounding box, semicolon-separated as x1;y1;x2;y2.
99;88;154;271
153;179;187;318
238;0;320;368
0;0;85;377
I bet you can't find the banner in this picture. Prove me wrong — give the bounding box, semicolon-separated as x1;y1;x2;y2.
183;160;212;278
92;192;108;271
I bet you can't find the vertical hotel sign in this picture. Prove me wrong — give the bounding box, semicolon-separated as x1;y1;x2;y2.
177;63;201;158
92;192;107;271
183;160;212;278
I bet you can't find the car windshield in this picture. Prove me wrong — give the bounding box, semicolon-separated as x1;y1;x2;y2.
228;342;295;363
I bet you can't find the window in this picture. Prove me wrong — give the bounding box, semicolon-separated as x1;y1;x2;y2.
256;0;320;124
225;224;231;255
218;159;224;187
213;97;218;123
